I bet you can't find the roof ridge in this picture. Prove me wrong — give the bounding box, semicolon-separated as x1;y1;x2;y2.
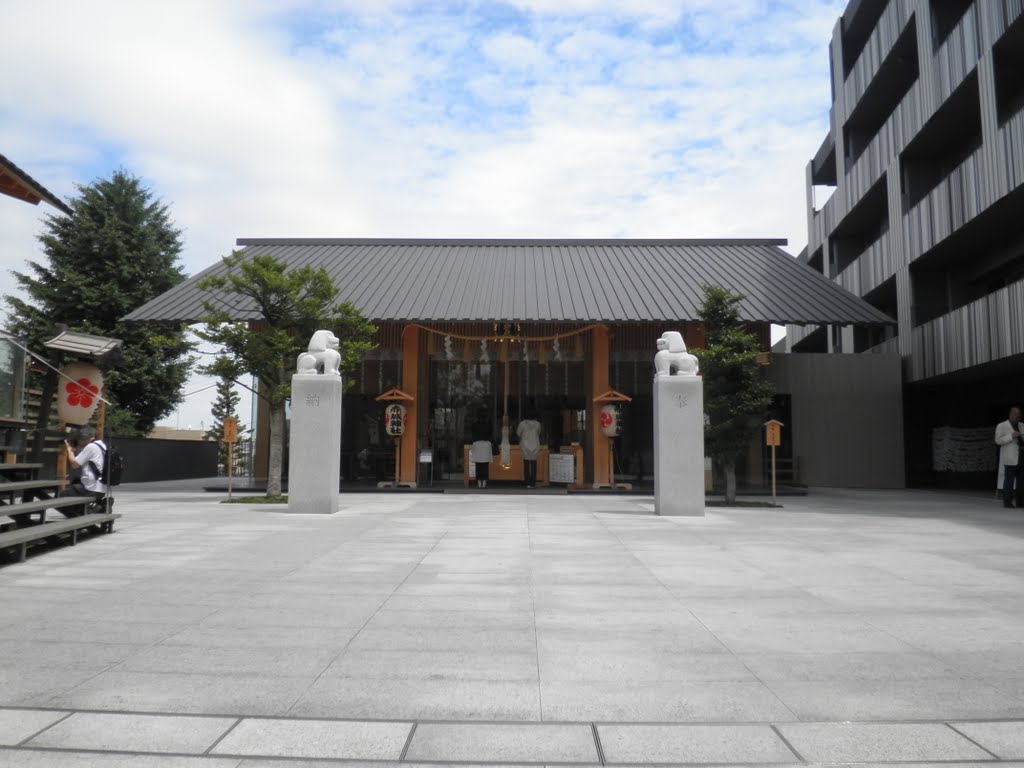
236;237;789;247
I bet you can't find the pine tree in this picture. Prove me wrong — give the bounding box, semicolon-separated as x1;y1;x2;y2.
693;285;775;504
206;377;247;474
197;251;376;497
5;169;195;447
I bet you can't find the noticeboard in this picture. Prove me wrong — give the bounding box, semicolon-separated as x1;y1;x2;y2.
223;417;238;444
765;421;781;447
549;452;575;484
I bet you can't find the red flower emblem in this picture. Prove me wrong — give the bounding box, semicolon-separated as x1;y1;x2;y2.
600;411;614;429
66;378;99;408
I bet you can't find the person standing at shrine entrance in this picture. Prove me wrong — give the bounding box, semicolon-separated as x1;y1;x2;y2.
517;412;542;488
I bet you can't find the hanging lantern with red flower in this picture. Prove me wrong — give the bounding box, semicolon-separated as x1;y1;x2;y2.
57;362;104;425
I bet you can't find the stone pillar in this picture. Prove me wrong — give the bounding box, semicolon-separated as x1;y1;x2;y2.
654;374;705;516
287;374;343;514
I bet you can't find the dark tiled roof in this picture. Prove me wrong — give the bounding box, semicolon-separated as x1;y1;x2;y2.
0;153;72;215
124;238;895;326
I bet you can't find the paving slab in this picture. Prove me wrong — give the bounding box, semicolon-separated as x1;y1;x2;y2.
0;709;68;746
8;483;1024;730
776;722;995;762
597;723;798;764
769;679;1024;720
211;718;411;760
406;722;598;763
0;751;240;768
25;711;236;754
323;648;539;680
540;680;798;721
43;670;314;716
951;721;1024;759
289;677;542;720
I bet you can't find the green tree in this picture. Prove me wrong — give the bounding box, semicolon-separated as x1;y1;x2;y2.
4;169;194;450
205;376;247;474
693;285;774;504
197;251;376;497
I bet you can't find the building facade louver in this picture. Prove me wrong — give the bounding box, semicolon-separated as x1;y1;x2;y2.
790;0;1024;487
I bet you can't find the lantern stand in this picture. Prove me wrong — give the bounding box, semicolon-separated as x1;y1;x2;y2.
375;388;415;489
43;330;122;484
593;389;633;491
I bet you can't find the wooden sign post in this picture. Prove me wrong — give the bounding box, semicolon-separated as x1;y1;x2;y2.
223;417;238;499
764;419;783;506
375;388;415;488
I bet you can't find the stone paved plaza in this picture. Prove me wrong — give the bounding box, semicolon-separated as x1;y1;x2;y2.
4;483;1024;765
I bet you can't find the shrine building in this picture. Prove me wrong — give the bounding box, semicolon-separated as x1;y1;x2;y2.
126;238;900;490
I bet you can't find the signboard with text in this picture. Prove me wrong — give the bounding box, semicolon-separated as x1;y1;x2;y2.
549;452;576;484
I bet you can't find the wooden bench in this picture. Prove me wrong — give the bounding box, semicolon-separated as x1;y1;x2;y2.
0;478;67;504
0;463;45;482
1;495;101;526
0;512;121;563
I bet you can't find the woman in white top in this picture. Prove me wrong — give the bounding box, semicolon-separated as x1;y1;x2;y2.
469;437;493;488
516;413;542;488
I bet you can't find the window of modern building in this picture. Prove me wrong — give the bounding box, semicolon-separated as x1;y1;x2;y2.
811;134;838;212
840;0;888;78
899;71;982;212
829;174;889;276
909;185;1024;326
994;15;1024;125
929;0;973;47
843;16;919;166
854;276;898;351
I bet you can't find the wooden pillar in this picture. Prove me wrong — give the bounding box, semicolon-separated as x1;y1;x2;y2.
56;420;67;479
254;385;270;482
399;325;419;485
589;326;611;487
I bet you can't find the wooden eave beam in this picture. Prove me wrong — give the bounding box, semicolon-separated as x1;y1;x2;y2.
0;169;43;206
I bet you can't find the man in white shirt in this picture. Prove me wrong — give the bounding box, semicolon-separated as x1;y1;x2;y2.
64;426;107;507
995;406;1024;508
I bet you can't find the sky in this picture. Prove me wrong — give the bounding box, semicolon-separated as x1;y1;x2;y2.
0;0;845;430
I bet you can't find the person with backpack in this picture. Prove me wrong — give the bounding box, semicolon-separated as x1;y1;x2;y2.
63;426;109;512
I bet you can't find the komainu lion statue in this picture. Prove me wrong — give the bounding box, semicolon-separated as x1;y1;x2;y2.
296;330;342;376
654;331;699;377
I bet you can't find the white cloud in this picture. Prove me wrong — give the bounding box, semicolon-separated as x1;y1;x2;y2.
1;0;848;427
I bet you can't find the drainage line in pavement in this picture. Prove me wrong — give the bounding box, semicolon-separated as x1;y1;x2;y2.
945;723;1001;760
15;711;75;748
591;722;606;765
770;724;806;763
204;717;242;755
400;722;418;761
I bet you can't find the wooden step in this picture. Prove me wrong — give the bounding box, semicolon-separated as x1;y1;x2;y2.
0;479;67;494
0;463;43;473
0;513;120;562
3;496;100;521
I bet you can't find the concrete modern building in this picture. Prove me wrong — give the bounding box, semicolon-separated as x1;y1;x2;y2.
789;0;1024;487
127;238;902;490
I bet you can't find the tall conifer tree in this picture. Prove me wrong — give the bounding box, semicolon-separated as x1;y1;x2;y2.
206;376;247;473
5;170;194;442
